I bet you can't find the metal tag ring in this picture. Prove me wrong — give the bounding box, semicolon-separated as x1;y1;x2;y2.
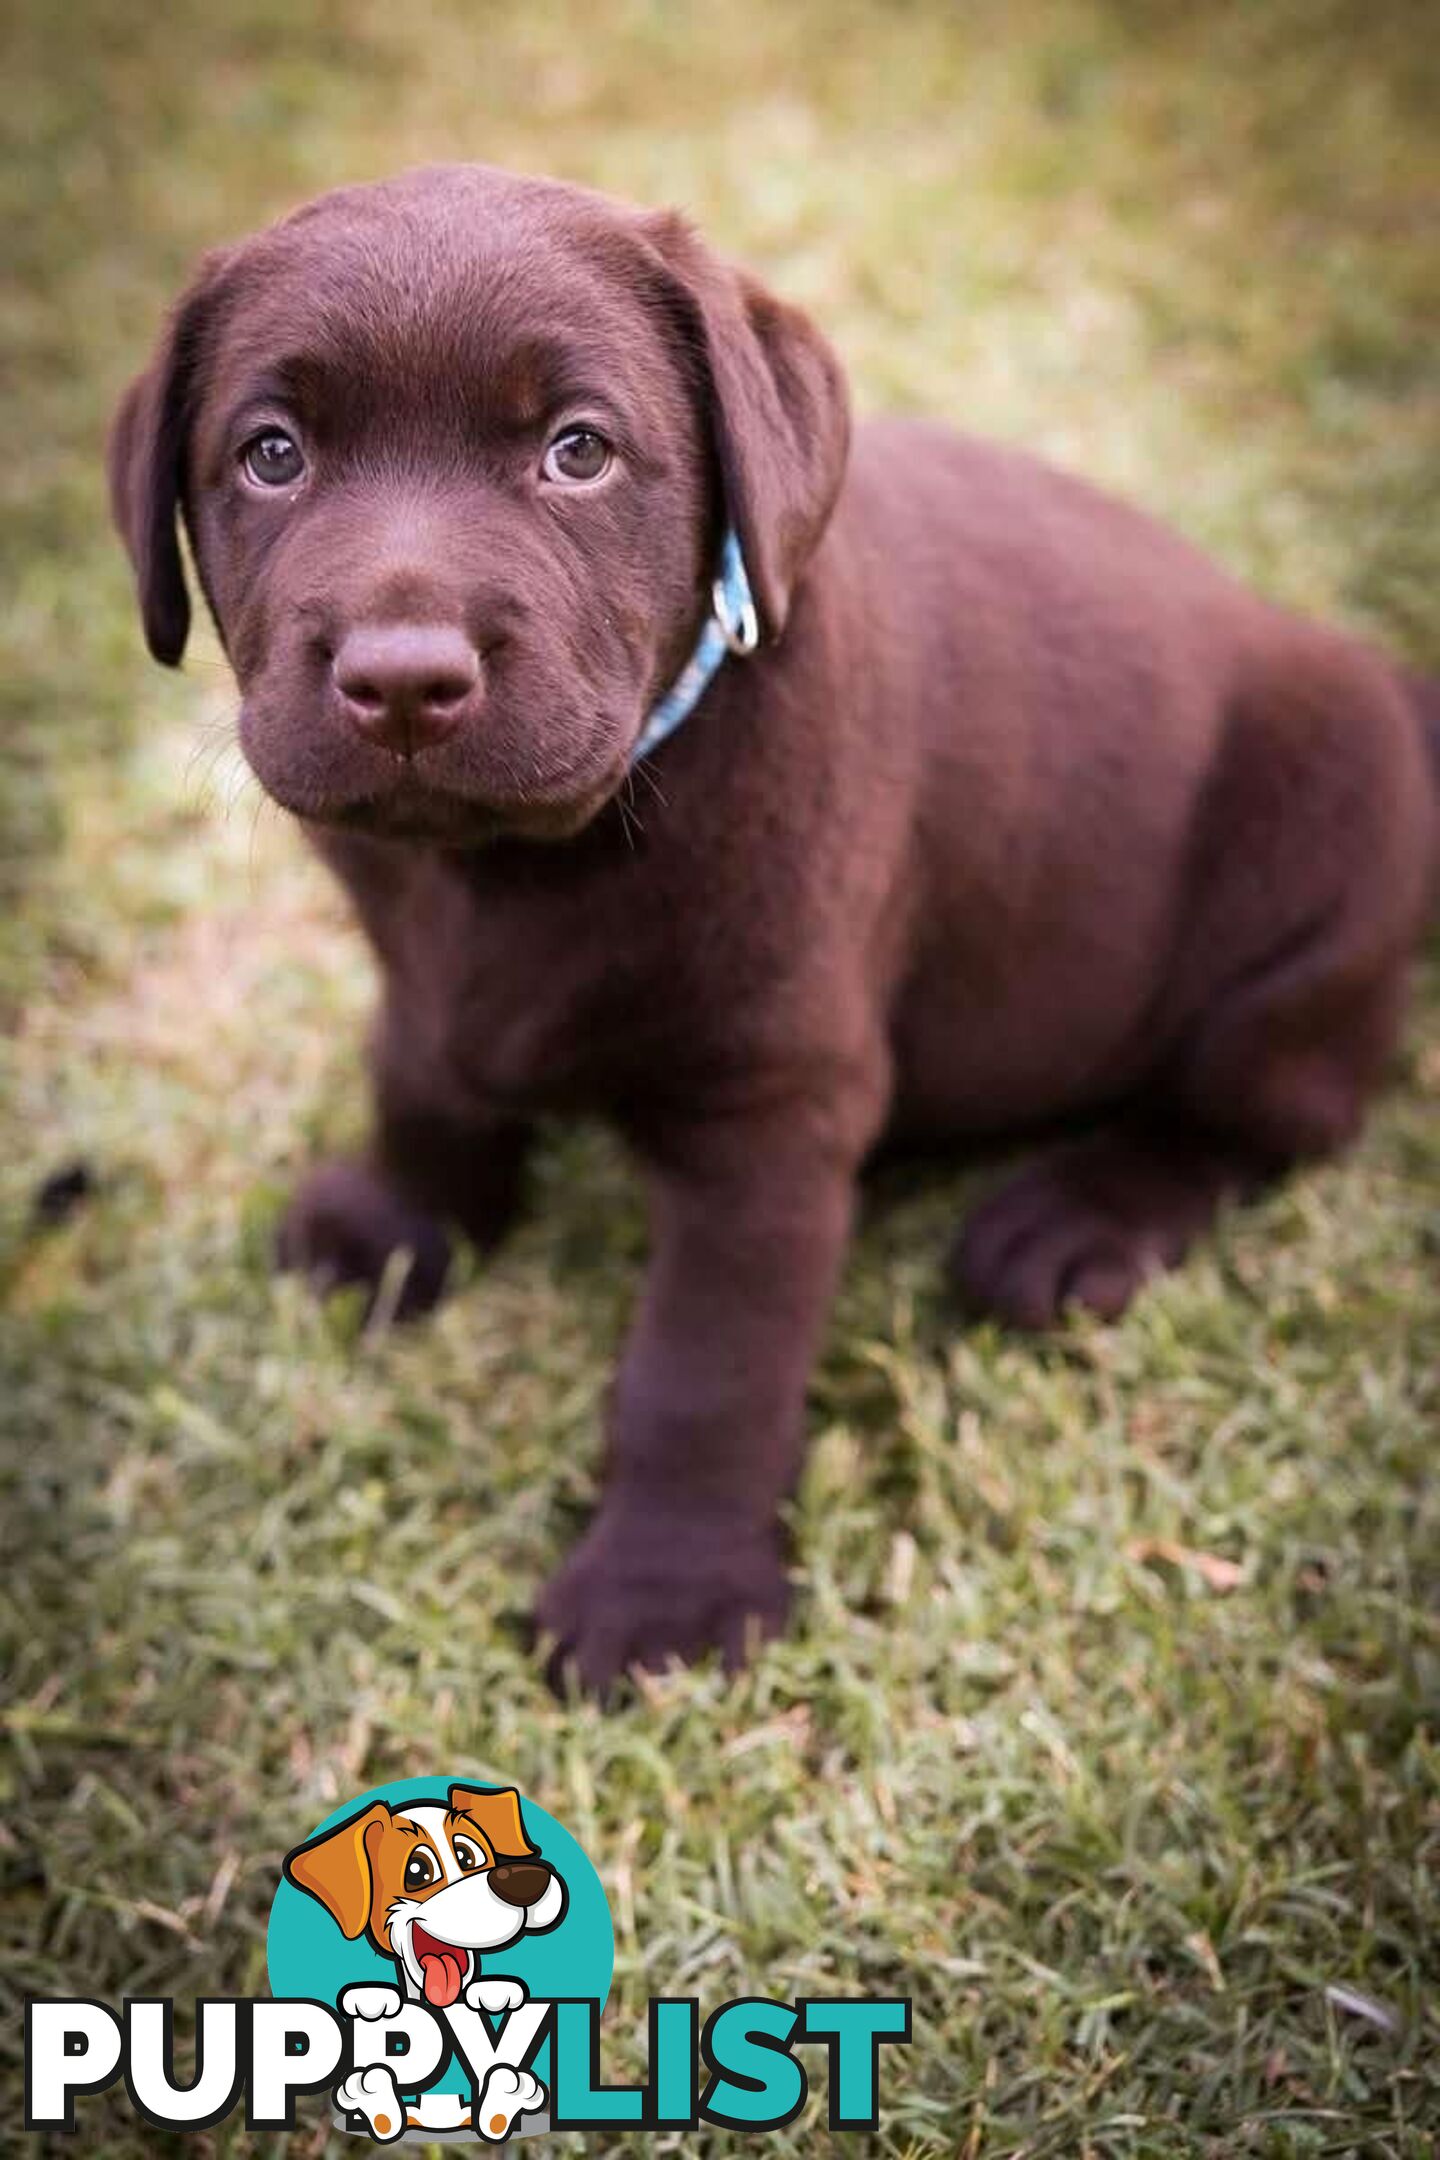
712;576;760;656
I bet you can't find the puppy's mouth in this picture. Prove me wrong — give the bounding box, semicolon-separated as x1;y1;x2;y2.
239;687;632;846
323;772;619;845
409;1921;473;2009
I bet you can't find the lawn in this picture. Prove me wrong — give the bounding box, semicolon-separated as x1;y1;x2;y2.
1;1;1437;2153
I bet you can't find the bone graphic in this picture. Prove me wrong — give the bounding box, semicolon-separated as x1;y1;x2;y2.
474;2063;546;2142
335;2064;405;2142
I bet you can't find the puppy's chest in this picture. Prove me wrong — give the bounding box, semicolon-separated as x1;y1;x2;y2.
381;858;739;1113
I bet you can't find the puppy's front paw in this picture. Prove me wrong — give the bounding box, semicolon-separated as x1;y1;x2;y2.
339;1982;404;2022
535;1506;790;1695
277;1159;452;1321
464;1976;527;2017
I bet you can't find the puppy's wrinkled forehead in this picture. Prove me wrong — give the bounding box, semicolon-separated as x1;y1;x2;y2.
201;169;687;458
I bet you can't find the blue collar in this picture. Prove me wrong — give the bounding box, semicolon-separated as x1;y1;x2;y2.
629;527;760;765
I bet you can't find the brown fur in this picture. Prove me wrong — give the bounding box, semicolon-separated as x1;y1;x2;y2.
109;165;1438;1689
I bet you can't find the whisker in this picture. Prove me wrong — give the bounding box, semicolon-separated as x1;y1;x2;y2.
182;719;242;814
615;774;643;851
632;760;668;812
245;785;268;881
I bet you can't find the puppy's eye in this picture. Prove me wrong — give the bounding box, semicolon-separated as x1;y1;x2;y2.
241;429;305;488
452;1838;483;1873
403;1850;437;1892
542;426;612;485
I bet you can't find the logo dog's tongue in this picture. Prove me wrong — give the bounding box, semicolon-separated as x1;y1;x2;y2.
413;1927;466;2008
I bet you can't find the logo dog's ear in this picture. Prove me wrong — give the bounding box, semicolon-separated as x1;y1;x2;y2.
640;211;850;644
106;252;230;667
448;1785;537;1860
283;1801;390;1939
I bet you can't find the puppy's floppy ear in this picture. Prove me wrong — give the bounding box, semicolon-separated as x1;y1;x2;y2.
448;1785;538;1861
642;212;850;642
283;1801;390;1939
107;255;228;667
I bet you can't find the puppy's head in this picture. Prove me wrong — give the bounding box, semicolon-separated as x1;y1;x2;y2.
109;164;849;843
284;1784;567;2007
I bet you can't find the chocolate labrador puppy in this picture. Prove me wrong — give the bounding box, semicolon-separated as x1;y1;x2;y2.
109;165;1438;1688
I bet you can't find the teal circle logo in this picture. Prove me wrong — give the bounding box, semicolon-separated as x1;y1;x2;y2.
268;1778;612;2129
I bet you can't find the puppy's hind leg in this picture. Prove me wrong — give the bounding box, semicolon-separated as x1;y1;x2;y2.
952;952;1406;1329
954;635;1429;1330
278;1031;533;1323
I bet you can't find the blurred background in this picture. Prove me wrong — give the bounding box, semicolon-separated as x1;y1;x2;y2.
2;3;1437;2152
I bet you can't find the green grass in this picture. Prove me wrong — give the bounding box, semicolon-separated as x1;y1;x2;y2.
2;1;1438;2152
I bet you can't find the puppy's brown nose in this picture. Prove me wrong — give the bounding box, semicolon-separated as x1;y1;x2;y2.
488;1861;551;1909
332;623;480;757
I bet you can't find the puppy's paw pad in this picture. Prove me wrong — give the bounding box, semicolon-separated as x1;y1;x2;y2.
277;1159;452;1320
475;2064;545;2141
464;1976;527;2016
339;1983;404;2022
336;2064;405;2141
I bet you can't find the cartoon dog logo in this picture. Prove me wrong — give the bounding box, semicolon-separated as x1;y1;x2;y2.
283;1784;566;2141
